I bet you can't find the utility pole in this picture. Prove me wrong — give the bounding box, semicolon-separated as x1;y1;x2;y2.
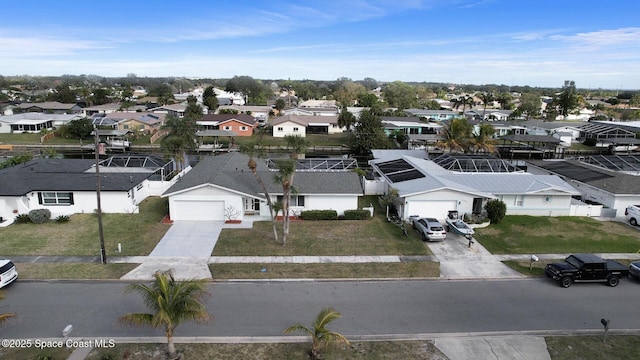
94;127;107;264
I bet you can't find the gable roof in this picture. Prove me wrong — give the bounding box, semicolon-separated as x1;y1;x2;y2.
0;113;82;124
17;101;79;110
271;114;339;126
199;114;257;126
0;159;151;196
162;152;362;198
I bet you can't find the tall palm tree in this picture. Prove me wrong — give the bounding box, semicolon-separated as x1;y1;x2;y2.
119;270;211;359
337;106;356;131
452;95;474;116
284;307;349;360
0;291;15;325
160;115;196;171
471;123;497;154
437;118;473;153
284;134;309;159
239;142;278;243
478;92;495;119
273;159;296;246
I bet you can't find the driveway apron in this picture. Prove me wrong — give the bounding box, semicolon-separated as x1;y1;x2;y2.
121;221;223;281
425;232;524;279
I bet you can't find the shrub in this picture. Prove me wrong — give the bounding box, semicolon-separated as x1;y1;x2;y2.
28;208;52;224
583;137;597;146
14;213;32;224
343;209;371;220
55;215;70;223
485;199;507;224
300;210;338;220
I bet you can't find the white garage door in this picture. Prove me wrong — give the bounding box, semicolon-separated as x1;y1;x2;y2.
407;200;457;220
172;200;225;221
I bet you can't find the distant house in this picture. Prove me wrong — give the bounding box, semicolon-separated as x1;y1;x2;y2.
271;115;343;137
466;109;513;121
0;156;176;226
16;101;82;114
282;107;340;117
162;152;363;221
216;105;272;123
83;103;145;116
197;114;257;137
381;116;443;136
0;113;83;133
91;112;165;134
403;109;460;121
149;104;187;118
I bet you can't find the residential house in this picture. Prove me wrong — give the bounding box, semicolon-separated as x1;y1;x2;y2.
149;103;187;118
216;105;272;124
403;109;460;121
367;150;579;221
16;101;83;114
0;155;176;226
466;109;514;121
197;114;258;137
0;113;83;133
83;103;145;117
161;152;363;221
91;112;165;134
282;107;340;117
528;155;640;216
271;115;343;137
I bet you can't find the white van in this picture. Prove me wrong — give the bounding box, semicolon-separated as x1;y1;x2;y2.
626;205;640;226
0;260;18;288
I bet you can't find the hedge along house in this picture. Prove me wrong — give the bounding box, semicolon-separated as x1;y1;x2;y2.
368;150;580;221
161;152;363;221
0;155;176;227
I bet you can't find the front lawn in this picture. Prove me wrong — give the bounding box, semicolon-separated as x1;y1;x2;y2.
213;217;429;256
474;216;640;254
0;197;169;256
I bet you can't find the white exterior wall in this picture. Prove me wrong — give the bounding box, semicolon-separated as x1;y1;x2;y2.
272;121;307;138
0;122;12;133
498;193;572;216
328;124;346;134
302;194;358;216
17;191;138;219
403;190;477;220
167;186;245;221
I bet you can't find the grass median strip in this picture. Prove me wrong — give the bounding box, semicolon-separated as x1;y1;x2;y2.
14;263;139;280
210;262;439;279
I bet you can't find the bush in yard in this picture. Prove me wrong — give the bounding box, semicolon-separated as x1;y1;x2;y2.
55;215;70;223
485;199;506;224
14;213;32;224
300;210;338;220
28;208;52;224
343;209;371;220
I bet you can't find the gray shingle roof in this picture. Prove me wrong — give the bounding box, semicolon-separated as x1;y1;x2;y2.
163;152;362;197
0;159;151;196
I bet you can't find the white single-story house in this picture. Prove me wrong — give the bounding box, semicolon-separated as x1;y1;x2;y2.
0;155;176;227
403;109;460;121
271;115;344;137
162;152;363;221
367;150;580;221
0;113;84;133
216;105;273;123
528;156;640;217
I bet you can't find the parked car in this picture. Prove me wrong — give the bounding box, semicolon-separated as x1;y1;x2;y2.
0;259;18;289
410;217;447;242
544;254;629;288
629;261;640;279
625;205;640;226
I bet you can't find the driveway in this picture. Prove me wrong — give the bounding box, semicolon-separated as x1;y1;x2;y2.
425;232;524;279
121;221;225;281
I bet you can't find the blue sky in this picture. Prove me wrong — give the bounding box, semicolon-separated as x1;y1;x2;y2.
2;0;639;89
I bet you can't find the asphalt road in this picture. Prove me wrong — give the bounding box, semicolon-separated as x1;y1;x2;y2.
2;278;640;339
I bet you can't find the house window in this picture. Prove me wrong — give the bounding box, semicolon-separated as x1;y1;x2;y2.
223;126;231;131
277;195;305;207
293;127;299;132
515;195;523;207
38;192;74;205
277;127;283;132
240;126;247;131
123;124;129;129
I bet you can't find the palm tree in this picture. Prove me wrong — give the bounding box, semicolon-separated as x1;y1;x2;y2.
284;307;349;360
471;123;497;154
437;118;473;153
239;142;279;243
478;92;495;120
452;95;474;116
119;270;211;359
273;159;296;246
0;291;15;325
160;115;196;171
284;134;309;159
337;107;356;131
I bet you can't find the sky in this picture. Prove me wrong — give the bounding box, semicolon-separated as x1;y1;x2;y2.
1;0;639;89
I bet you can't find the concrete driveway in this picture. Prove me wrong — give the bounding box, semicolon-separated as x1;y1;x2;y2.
425;232;524;279
121;221;225;281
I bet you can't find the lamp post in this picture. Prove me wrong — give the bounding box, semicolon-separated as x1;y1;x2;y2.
94;127;107;264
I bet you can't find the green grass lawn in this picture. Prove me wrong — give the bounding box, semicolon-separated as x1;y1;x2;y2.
213;217;429;256
474;216;640;254
0;197;169;256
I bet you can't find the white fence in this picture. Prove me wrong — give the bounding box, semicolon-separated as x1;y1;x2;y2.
362;178;386;195
569;203;603;217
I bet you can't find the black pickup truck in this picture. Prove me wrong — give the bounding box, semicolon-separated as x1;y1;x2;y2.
544;254;629;288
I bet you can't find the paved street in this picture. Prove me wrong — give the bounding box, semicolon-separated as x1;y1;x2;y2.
2;279;640;340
